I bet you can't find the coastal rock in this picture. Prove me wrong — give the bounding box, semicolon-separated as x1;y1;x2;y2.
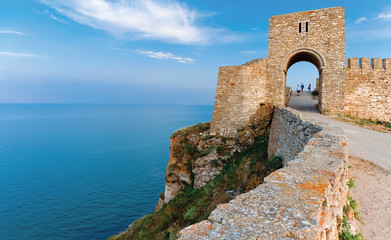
155;196;164;211
163;135;194;203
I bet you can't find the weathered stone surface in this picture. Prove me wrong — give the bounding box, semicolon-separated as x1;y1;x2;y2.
268;107;322;165
155;196;164;211
163;135;194;203
345;57;391;122
238;103;274;145
193;150;222;189
210;59;269;137
178;107;348;239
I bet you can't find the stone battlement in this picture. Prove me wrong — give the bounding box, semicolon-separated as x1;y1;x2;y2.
348;57;391;71
345;58;391;122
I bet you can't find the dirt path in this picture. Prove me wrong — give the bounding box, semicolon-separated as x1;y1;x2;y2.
288;92;391;239
349;156;391;240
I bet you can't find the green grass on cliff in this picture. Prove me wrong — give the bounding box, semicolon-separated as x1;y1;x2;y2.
109;136;282;240
171;122;210;138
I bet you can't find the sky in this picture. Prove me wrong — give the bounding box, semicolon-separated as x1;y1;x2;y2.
1;0;391;104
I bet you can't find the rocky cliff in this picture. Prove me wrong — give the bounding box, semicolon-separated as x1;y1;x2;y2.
158;103;274;209
109;103;276;239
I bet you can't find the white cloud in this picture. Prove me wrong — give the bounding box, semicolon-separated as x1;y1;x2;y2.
355;17;367;24
240;50;259;55
374;12;391;21
49;13;68;24
136;50;194;64
38;0;232;45
357;8;391;22
0;30;26;35
0;52;47;58
33;8;68;24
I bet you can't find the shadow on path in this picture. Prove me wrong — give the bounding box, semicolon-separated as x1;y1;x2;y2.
287;91;320;113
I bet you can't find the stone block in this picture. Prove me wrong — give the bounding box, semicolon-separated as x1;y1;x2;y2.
359;58;370;70
348;57;358;68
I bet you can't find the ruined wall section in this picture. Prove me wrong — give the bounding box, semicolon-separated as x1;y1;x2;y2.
268;107;322;165
178;107;349;239
210;58;269;137
268;7;346;114
345;58;391;122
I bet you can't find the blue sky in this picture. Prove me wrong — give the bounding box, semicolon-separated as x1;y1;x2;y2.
1;0;391;104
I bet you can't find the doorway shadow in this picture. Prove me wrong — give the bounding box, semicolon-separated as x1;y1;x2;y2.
287;91;320;114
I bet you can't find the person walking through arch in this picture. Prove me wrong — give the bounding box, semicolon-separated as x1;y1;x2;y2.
296;85;301;96
300;83;304;93
308;83;311;92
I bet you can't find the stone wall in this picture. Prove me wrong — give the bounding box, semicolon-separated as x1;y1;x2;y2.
268;107;322;165
345;57;391;122
178;107;349;239
210;58;269;137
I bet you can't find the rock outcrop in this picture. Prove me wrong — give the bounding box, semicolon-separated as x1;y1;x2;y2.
156;103;274;210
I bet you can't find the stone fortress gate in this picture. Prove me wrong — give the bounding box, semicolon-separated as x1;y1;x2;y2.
210;7;391;137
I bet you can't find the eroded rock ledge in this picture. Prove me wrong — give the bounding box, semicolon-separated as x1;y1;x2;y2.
178;107;348;239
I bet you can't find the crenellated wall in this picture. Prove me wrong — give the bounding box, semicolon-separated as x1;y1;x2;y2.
209;7;390;138
178;107;349;239
345;57;391;122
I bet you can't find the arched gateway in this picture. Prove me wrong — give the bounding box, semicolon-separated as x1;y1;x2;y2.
210;7;390;137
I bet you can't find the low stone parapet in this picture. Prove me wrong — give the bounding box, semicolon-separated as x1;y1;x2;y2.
178;107;348;239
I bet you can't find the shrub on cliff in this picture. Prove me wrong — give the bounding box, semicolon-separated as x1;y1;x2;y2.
110;135;283;240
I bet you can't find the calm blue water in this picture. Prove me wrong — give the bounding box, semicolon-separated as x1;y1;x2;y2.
0;104;213;239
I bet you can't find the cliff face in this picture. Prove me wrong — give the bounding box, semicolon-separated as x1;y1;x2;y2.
157;103;274;209
110;104;276;240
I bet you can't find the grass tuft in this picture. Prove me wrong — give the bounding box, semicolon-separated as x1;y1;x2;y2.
347;178;355;189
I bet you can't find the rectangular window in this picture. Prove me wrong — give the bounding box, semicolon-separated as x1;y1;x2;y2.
306;21;308;32
299;23;302;33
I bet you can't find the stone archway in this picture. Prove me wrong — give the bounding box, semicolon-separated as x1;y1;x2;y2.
281;48;324;110
267;7;345;115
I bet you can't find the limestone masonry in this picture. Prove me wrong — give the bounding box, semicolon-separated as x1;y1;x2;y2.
210;7;390;137
179;107;349;239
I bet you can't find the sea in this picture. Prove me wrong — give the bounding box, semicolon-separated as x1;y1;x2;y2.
0;104;213;239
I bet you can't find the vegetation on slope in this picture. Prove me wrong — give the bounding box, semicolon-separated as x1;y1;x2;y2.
110;136;281;240
339;178;365;240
